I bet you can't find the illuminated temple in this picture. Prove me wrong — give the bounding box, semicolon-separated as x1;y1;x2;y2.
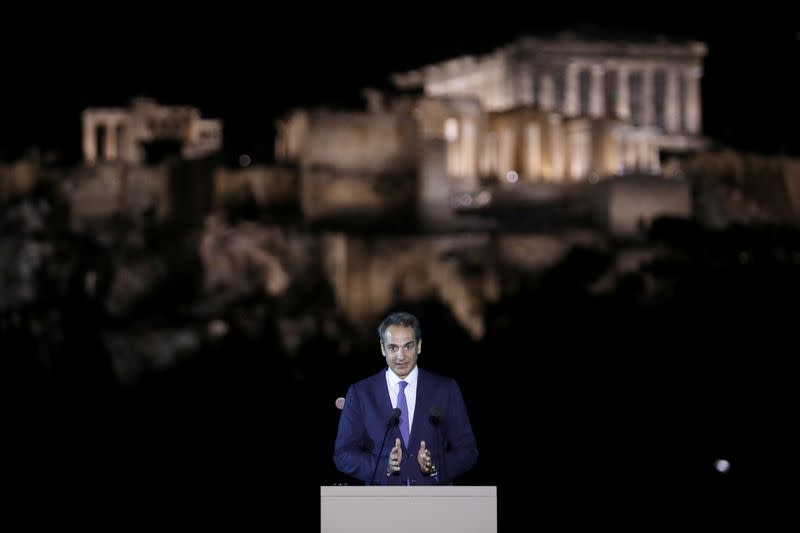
275;33;708;228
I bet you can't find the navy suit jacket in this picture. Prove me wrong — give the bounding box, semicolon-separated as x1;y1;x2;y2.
334;367;478;485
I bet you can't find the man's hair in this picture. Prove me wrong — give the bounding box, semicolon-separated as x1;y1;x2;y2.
378;311;421;344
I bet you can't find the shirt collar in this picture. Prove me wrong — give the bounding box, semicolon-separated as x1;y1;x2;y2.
386;365;419;388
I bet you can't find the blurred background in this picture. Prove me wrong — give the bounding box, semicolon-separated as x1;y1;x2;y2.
2;3;798;529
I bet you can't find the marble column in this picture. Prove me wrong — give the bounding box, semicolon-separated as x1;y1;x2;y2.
616;64;630;119
683;65;702;134
642;64;655;126
589;64;605;118
503;64;515;109
82;113;97;165
665;67;680;133
549;114;564;180
540;73;555;111
462;119;477;183
518;63;534;106
525;123;541;178
499;128;515;175
564;63;579;116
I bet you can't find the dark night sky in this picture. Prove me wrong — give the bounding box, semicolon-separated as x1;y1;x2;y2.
1;3;798;164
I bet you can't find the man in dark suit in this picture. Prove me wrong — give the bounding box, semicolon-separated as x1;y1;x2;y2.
334;311;478;485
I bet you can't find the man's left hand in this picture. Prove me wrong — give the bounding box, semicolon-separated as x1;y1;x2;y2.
417;441;433;474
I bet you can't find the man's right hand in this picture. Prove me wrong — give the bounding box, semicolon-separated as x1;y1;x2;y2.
387;438;402;474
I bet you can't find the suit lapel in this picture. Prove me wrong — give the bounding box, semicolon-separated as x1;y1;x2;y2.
409;369;430;451
372;369;393;417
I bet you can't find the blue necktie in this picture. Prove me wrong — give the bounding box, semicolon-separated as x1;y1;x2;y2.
397;381;410;448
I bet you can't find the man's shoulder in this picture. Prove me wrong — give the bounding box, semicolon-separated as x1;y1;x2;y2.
419;368;457;387
350;369;386;391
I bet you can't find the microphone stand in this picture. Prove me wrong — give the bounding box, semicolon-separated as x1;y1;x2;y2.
370;408;401;485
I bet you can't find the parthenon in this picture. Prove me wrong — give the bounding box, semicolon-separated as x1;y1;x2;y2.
274;33;710;224
391;33;707;180
394;36;705;133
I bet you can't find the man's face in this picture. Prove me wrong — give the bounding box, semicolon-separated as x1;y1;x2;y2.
380;325;421;379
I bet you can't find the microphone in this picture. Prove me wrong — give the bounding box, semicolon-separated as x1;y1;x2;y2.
429;406;445;483
370;407;401;486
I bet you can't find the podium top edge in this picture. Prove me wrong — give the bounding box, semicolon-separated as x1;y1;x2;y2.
320;486;497;497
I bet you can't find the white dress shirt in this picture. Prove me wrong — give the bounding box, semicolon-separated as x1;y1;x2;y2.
385;365;418;433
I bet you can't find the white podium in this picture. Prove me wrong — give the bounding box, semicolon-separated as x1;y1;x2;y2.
320;485;497;533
